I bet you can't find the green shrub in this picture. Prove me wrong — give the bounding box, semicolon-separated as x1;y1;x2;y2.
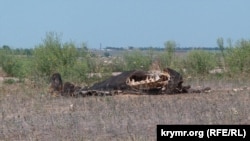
185;50;217;75
60;60;89;83
110;57;126;72
163;40;176;67
158;52;183;69
226;39;250;74
123;50;151;70
33;32;79;77
33;33;63;76
156;40;180;70
3;78;16;84
0;49;26;78
1;55;18;76
31;32;93;85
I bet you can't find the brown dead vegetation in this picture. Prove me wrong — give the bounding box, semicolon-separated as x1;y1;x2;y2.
0;78;250;140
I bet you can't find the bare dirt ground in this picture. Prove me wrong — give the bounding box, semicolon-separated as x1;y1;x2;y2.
0;75;250;140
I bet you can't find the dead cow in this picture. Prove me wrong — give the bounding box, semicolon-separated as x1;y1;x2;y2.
90;68;211;94
49;68;211;96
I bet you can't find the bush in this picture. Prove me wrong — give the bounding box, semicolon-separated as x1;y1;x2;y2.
0;49;26;78
185;50;217;75
1;55;19;77
163;40;176;67
33;33;62;76
31;32;92;85
158;52;183;69
123;50;151;71
110;57;126;72
33;32;79;77
3;78;16;84
226;39;250;74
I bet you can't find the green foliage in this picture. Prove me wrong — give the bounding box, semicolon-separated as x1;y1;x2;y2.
164;40;176;54
185;50;217;75
61;60;89;83
3;79;16;84
123;50;151;70
0;48;26;78
161;40;177;67
158;52;175;69
103;52;110;57
2;35;250;83
216;37;226;70
217;37;224;56
86;56;106;73
1;55;20;77
60;42;78;69
33;32;62;76
226;39;250;74
33;32;79;76
13;48;33;56
110;57;126;72
30;32;92;85
2;45;11;51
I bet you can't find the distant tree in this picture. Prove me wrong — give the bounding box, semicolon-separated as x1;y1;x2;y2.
163;40;176;66
24;48;33;56
227;38;233;48
2;45;11;52
217;37;224;57
104;52;110;57
128;46;134;50
165;40;176;52
147;46;154;64
2;45;10;50
78;43;89;58
217;37;226;69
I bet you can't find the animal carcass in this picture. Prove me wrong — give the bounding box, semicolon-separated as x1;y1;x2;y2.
89;68;210;94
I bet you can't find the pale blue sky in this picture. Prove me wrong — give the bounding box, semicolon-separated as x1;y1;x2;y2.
0;0;249;48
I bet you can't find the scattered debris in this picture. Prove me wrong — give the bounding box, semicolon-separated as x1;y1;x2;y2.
232;86;250;92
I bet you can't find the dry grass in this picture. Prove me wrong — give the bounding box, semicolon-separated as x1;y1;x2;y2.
0;77;250;141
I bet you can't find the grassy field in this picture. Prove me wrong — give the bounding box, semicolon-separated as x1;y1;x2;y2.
1;72;250;140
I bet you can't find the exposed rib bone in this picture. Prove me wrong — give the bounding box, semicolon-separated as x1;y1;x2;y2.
155;74;160;81
126;70;171;90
